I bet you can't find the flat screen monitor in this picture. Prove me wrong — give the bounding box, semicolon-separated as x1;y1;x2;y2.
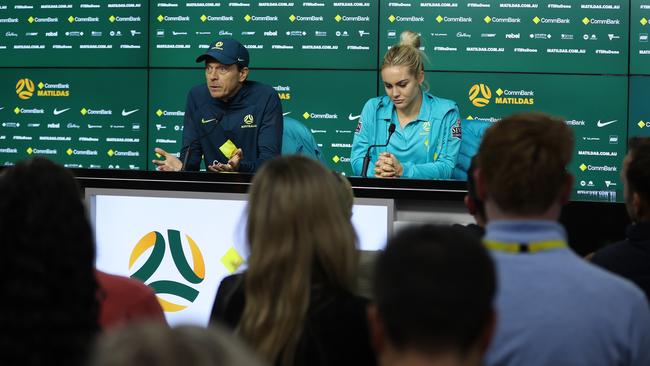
85;188;393;326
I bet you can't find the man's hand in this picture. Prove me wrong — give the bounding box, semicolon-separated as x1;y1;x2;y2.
152;147;182;171
374;152;403;178
208;148;243;172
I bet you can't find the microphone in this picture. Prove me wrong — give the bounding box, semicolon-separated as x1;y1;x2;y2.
181;111;225;171
361;123;396;178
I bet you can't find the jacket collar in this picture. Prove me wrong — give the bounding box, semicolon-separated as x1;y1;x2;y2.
376;92;433;124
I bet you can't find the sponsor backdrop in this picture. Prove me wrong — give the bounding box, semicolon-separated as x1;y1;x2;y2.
1;0;649;202
0;1;147;67
381;0;629;74
629;76;650;139
425;72;627;202
150;1;378;68
632;0;650;74
1;69;147;169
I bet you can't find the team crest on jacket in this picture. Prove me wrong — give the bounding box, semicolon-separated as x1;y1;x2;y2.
451;118;462;139
241;114;257;129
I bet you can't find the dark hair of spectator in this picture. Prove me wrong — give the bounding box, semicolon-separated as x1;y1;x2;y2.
0;157;99;366
626;137;650;206
373;225;495;356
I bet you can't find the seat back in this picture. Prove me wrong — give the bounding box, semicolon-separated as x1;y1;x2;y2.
281;116;325;163
451;119;492;180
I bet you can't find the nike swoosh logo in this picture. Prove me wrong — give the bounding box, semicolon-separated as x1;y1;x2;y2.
201;118;216;124
596;119;617;127
348;113;361;121
0;107;4;111
53;108;70;115
283;111;292;116
121;108;139;116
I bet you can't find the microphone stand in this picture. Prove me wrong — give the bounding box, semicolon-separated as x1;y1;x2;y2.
361;123;396;178
180;112;224;171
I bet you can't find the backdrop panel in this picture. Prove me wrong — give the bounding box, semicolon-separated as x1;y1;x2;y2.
630;76;650;139
0;69;148;169
149;1;378;69
379;0;629;74
0;1;148;67
421;72;627;202
631;0;650;74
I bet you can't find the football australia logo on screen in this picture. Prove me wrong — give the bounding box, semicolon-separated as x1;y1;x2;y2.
15;78;35;100
15;78;70;99
129;230;205;312
468;83;492;107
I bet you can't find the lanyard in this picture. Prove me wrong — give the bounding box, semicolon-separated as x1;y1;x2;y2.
483;239;567;254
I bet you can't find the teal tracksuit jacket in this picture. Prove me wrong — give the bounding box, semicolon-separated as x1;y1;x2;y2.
350;92;461;179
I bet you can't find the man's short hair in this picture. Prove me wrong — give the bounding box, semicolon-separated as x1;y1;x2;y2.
626;137;650;204
476;112;574;215
372;225;495;355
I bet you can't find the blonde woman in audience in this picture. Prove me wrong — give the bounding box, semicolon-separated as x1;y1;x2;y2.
210;156;376;366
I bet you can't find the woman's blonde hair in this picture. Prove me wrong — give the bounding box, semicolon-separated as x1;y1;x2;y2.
382;30;424;77
239;156;358;366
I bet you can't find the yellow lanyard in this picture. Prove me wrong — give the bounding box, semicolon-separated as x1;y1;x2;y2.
483;239;567;254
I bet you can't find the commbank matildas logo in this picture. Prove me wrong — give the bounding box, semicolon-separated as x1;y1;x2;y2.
129;229;205;312
16;78;35;100
468;84;492;107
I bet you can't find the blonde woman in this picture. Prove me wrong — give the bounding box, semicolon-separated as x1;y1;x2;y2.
210;156;376;366
351;30;461;179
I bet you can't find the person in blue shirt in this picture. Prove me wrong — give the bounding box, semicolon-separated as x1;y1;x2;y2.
351;30;461;179
476;112;650;366
152;38;283;173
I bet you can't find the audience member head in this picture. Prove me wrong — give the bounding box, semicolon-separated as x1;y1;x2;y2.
242;155;358;365
90;323;266;366
465;156;486;227
623;137;650;222
476;112;574;219
0;157;99;366
369;225;496;366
